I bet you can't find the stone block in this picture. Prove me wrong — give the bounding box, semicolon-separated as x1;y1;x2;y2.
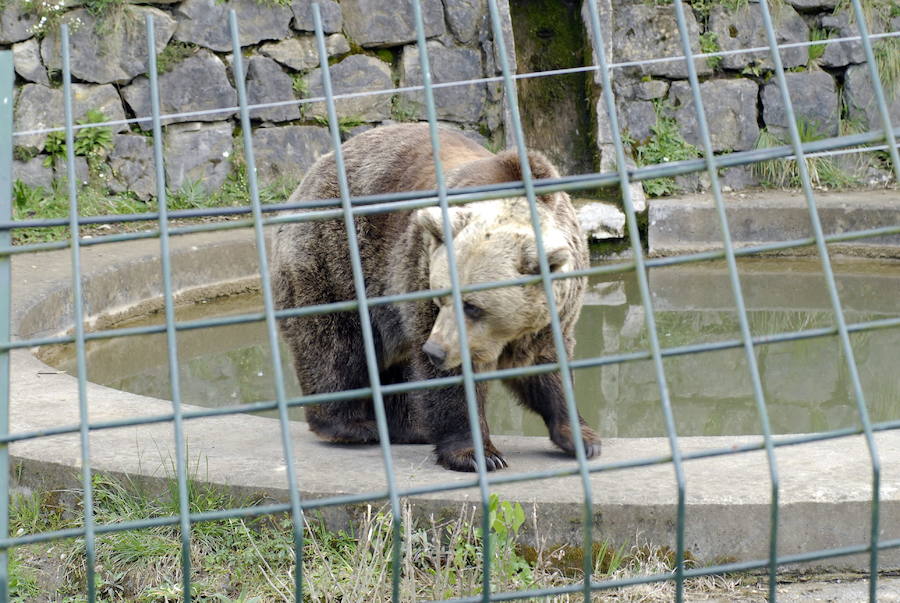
612;3;711;79
708;2;808;71
762;71;838;137
247;56;301;123
14;83;127;152
122;50;237;129
260;34;350;72
303;54;393;122
341;0;445;48
164;122;234;194
251;125;333;186
0;3;37;44
669;79;760;152
844;64;900;132
445;0;485;44
41;7;176;84
107;134;157;200
13;157;54;190
291;0;343;33
13;38;48;86
399;42;487;124
175;0;292;52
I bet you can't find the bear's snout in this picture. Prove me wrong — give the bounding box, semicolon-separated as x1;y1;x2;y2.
422;340;447;368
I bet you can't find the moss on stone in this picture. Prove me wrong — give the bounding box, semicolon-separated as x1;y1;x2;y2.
510;0;595;176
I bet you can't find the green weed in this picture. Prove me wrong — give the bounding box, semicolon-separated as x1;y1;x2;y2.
699;31;722;70
808;28;830;64
391;95;420;122
311;114;366;136
629;101;701;197
291;73;309;98
41;110;113;173
155;40;196;75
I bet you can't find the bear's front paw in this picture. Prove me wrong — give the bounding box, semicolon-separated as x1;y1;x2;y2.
551;422;601;459
435;441;508;472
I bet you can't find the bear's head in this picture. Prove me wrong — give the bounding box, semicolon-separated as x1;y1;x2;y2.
415;150;579;371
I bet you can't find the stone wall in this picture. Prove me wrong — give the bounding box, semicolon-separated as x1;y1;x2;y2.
586;0;900;194
5;0;512;199
5;0;899;202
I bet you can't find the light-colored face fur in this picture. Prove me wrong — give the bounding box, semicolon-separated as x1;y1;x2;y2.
417;196;572;370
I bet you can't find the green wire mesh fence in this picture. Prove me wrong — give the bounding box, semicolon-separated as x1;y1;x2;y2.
0;0;899;601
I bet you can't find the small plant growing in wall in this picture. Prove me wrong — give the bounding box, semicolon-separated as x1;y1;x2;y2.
628;101;700;197
43;109;113;174
699;31;722;71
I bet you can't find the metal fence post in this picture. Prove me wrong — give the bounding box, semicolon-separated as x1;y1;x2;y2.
0;50;14;603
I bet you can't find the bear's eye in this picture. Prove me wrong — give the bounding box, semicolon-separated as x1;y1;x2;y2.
463;302;484;320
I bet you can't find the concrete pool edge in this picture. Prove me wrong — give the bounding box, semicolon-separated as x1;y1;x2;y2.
8;224;900;570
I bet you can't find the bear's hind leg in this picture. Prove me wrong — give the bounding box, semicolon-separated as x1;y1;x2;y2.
503;371;600;459
286;312;380;444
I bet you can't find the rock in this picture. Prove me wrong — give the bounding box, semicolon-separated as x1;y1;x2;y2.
53;156;90;187
444;0;485;44
762;71;838;137
260;34;350;72
175;0;292;52
783;0;839;10
721;166;759;190
13;83;127;152
577;201;626;240
13;84;64;151
13;38;48;86
40;7;176;85
251;125;332;186
303;54;393;122
107;134;157;200
341;0;445;48
612;3;710;79
708;2;808;71
12;157;54;190
122;50;237;129
844;64;900;131
399;42;487;123
291;0;343;33
72;84;128;132
164;122;233;194
439;122;489;148
668;79;760;152
818;14;865;68
247;56;301;123
618;79;669;101
620;100;656;143
0;3;37;44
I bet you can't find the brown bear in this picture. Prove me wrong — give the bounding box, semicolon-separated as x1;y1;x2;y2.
271;123;599;472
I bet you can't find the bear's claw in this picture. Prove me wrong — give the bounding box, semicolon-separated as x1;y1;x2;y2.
437;443;508;472
551;422;601;460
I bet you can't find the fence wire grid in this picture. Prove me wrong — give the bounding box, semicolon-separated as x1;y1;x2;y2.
0;0;899;601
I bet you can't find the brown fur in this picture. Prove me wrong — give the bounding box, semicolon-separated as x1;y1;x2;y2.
271;123;599;471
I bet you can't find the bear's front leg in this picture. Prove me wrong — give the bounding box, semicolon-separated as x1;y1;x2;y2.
504;370;601;459
413;356;507;472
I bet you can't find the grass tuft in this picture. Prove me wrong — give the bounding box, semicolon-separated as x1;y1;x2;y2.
752;121;855;189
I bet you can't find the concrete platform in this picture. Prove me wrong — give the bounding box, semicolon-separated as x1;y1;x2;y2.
649;189;900;257
7;227;900;571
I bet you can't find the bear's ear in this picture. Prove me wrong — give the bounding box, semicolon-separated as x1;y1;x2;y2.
416;207;471;244
494;149;561;184
520;244;571;275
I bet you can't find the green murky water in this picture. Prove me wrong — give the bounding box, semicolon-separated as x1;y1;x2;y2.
45;258;900;438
